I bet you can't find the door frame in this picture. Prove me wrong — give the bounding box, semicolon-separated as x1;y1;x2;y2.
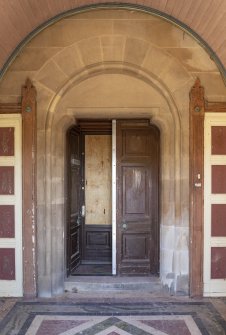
112;120;117;274
66;120;113;274
66;119;160;276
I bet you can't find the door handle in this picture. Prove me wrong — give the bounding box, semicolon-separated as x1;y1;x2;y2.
81;205;86;217
122;221;127;230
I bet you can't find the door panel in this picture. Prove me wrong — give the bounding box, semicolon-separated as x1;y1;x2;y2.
123;129;151;156
122;233;149;259
123;166;148;216
83;225;112;262
67;127;81;275
116;120;159;275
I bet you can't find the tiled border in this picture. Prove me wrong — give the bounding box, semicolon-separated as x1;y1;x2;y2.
0;301;226;335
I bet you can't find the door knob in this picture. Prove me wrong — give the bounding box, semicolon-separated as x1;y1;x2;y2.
122;221;127;229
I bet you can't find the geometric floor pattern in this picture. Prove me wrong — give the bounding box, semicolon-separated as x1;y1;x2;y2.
26;315;202;335
0;301;226;335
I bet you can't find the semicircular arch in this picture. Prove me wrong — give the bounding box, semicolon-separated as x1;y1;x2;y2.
1;2;226;84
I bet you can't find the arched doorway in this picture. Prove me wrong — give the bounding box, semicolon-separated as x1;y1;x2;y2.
43;63;182;296
66;120;160;277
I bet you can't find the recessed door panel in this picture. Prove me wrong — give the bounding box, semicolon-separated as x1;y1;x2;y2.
123;166;148;216
0;205;15;238
122;233;149;260
211;247;226;279
0;127;14;156
0;166;14;195
123;129;150;156
0;248;15;280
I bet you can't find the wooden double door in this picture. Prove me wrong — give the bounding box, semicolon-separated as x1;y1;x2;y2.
67;120;159;276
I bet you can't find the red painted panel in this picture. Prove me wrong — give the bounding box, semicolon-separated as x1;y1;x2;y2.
212;165;226;194
0;127;14;156
36;320;86;335
0;205;14;238
211;247;226;279
0;166;14;195
0;248;15;280
212;126;226;155
212;204;226;236
141;320;191;335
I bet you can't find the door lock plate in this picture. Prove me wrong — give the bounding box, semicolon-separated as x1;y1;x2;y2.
81;205;86;217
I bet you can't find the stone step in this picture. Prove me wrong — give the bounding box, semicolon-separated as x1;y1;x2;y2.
64;276;163;293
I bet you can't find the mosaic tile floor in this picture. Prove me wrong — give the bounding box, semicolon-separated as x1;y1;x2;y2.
0;300;226;335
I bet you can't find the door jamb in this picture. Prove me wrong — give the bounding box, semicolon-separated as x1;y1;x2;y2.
112;120;116;275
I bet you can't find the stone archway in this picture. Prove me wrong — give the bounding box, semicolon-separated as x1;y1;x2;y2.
37;62;186;296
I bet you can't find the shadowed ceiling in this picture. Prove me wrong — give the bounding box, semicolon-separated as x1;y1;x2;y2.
0;0;226;77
